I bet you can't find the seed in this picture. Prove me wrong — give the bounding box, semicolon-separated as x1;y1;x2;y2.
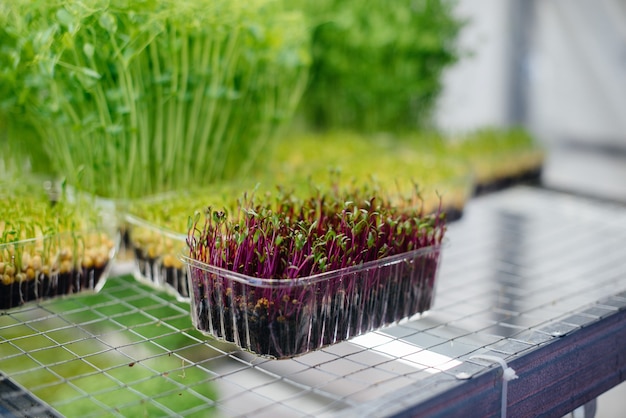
1;274;13;285
100;244;111;256
21;253;31;268
5;264;15;276
60;260;72;273
94;253;107;268
148;244;162;259
60;248;72;261
163;254;175;268
82;255;94;268
26;267;35;280
32;255;42;270
164;253;183;269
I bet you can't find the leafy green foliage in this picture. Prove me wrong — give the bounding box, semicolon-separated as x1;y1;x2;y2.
293;0;462;133
0;0;310;199
448;127;545;184
0;118;53;175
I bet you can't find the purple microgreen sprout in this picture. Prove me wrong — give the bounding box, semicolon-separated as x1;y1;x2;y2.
185;184;446;357
187;185;445;280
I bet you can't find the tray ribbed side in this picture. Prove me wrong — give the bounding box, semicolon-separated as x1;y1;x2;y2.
185;246;442;358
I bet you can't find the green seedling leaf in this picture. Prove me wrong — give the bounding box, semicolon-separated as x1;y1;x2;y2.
56;9;75;29
99;13;117;33
83;43;95;59
80;67;101;79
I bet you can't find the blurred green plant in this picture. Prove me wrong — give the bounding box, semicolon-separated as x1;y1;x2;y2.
125;128;473;237
268;130;471;216
448;127;545;192
0;118;53;175
0;176;104;241
0;175;118;309
0;0;310;199
292;0;463;133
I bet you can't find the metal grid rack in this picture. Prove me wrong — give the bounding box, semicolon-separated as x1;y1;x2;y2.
2;186;626;417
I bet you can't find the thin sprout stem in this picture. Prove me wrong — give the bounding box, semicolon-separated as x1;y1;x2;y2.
183;32;211;183
2;0;310;199
148;40;166;192
163;24;180;185
204;22;243;181
175;24;190;182
134;54;152;197
119;63;139;199
192;36;219;180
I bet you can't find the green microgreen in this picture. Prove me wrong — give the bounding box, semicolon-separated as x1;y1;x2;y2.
267;130;471;216
290;0;463;133
0;0;310;199
448;127;545;184
0;176;116;306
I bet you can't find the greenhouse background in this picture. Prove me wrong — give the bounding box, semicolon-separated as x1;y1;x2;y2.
436;0;626;201
438;3;626;413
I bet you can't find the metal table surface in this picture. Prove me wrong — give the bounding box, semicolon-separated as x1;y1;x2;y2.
1;186;626;418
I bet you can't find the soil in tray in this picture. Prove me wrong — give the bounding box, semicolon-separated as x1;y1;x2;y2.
191;256;439;359
0;266;108;310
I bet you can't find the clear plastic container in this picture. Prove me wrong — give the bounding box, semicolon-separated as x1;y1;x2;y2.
181;245;443;359
125;214;189;301
0;230;118;310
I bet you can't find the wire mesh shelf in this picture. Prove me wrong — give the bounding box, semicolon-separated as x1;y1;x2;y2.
2;186;626;417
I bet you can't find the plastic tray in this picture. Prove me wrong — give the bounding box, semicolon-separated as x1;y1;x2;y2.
0;230;117;310
125;214;189;301
181;244;443;359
